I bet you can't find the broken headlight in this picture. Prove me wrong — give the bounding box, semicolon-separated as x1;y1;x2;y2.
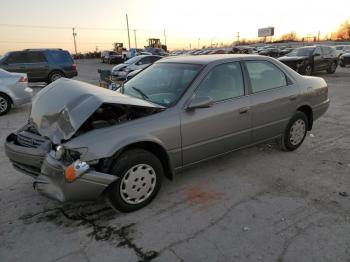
54;145;87;162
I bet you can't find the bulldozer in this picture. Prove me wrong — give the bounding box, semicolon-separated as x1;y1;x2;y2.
147;38;167;51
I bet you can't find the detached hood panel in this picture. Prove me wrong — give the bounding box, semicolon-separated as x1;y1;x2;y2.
30;78;162;143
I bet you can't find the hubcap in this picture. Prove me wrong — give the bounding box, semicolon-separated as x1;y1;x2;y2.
119;164;156;205
51;74;62;82
289;119;306;146
0;96;8;113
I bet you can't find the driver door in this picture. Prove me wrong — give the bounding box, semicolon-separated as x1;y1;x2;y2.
180;62;251;166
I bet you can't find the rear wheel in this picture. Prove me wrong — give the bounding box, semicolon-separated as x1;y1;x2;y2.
0;93;11;115
340;62;345;68
106;149;163;212
280;112;308;151
48;71;64;83
327;61;337;74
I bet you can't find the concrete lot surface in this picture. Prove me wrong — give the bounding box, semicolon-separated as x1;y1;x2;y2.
1;59;350;262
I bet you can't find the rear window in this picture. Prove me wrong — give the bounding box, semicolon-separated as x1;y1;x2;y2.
47;50;73;64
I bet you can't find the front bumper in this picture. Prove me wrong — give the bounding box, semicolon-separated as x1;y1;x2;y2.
5;132;117;202
34;155;117;202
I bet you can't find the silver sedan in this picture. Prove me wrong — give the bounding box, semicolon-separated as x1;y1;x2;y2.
0;69;33;115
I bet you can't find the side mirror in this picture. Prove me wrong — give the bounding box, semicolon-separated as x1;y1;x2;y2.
186;96;213;110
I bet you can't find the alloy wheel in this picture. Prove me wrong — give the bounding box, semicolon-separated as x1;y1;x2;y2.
0;96;8;114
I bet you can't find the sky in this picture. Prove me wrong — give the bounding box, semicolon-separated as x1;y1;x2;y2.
0;0;349;54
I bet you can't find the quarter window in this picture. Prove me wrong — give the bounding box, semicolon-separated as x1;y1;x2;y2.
195;62;244;102
245;61;287;93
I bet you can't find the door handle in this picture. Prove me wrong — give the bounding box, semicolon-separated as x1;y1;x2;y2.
289;95;298;101
239;107;250;114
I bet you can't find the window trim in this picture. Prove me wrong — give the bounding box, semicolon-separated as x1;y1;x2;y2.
242;60;291;95
191;61;247;104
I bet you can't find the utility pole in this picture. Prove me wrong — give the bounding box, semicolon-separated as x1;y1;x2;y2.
198;38;200;49
164;29;167;46
126;14;131;49
133;29;137;48
72;27;78;55
189;43;191;50
236;32;240;44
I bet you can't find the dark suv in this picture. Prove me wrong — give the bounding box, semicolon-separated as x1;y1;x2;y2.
278;46;338;75
0;49;77;83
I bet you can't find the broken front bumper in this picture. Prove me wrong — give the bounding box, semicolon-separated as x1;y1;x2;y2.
5;133;117;202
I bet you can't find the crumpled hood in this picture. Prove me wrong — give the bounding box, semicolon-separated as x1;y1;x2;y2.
30;78;163;144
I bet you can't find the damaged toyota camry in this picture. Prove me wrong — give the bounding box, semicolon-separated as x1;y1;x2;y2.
5;55;329;212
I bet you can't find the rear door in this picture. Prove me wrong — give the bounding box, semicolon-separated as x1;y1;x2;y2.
180;62;251;165
25;51;49;80
244;60;299;143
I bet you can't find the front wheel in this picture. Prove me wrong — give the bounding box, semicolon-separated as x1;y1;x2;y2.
106;149;163;212
327;61;337;74
279;112;308;151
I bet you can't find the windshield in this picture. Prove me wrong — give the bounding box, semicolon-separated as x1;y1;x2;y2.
123;63;202;107
125;56;141;64
287;48;314;57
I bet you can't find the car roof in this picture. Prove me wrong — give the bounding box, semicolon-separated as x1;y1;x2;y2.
157;54;262;65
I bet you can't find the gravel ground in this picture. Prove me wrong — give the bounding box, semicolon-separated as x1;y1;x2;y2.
1;59;349;262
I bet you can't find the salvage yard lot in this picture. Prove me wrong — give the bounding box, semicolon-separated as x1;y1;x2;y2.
1;59;350;262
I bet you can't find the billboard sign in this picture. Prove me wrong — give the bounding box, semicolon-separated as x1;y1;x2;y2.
258;27;275;37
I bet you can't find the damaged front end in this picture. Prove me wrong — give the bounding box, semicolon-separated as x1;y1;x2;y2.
5;78;164;202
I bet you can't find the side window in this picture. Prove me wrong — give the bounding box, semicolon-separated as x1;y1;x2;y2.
5;52;28;64
314;47;321;56
194;62;244;102
151;56;161;63
245;61;287;93
138;57;152;65
27;52;46;63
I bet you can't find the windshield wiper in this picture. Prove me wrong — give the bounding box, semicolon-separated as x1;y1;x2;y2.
131;86;150;101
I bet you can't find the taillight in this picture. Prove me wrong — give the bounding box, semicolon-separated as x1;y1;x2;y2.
19;76;28;82
72;63;77;70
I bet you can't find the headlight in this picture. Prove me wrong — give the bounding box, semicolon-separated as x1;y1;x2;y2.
55;145;65;160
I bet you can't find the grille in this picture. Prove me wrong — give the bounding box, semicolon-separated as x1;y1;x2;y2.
16;131;47;148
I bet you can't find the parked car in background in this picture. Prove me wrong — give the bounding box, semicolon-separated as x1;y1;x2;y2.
101;51;123;64
0;69;32;115
335;45;350;57
208;49;227;54
111;55;162;81
340;52;350;67
278;46;338;75
279;47;294;56
5;55;329;212
0;49;77;83
258;47;281;58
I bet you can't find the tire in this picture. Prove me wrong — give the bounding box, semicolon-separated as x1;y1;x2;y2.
108;59;111;64
106;149;163;212
327;61;337;74
340;62;345;68
303;64;312;76
279;111;308;151
48;71;64;83
0;93;11;115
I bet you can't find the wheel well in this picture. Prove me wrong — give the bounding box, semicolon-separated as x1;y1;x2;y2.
0;92;13;104
48;70;65;78
118;141;173;180
297;105;313;130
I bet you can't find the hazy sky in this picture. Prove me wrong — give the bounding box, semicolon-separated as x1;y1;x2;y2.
0;0;349;54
